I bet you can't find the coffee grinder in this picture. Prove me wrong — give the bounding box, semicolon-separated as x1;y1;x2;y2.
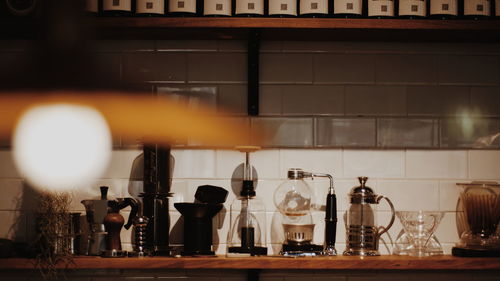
274;168;337;256
102;197;138;257
227;146;268;256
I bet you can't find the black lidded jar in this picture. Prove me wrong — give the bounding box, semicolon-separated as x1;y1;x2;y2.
298;0;331;17
268;0;298;16
429;0;459;18
333;0;365;18
398;0;428;18
135;0;166;16
169;0;202;16
101;0;134;16
367;0;396;18
232;0;266;16
463;0;492;19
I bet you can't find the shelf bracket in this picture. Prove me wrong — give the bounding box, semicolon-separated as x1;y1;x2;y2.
247;29;260;116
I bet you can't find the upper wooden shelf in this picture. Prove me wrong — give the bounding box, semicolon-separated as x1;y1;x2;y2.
2;17;500;41
89;18;500;41
1;255;500;270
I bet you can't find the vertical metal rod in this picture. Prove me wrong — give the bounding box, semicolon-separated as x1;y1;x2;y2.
247;30;260;116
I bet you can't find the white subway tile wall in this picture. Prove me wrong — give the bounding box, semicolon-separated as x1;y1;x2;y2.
2;148;500;256
375;54;437;85
377;119;439;148
282;85;344;116
315;118;377;147
5;40;497;150
406;150;468;179
260;54;313;84
313;54;376;84
470;87;500;117
344;85;407;116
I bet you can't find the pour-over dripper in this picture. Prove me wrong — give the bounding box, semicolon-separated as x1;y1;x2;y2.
174;202;223;255
396;211;445;257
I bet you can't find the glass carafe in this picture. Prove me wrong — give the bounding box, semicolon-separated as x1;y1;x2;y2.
227;194;267;256
453;181;500;256
274;168;320;255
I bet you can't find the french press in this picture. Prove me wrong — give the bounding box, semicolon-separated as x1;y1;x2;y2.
343;177;395;256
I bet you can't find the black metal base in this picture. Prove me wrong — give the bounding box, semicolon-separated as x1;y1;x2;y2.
228;246;268;256
280;243;323;256
181;250;216;256
452;247;500;257
153;248;174;256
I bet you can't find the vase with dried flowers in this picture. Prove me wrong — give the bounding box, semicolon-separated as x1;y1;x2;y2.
33;191;74;280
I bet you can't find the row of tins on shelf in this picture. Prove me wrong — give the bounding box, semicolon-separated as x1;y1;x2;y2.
85;0;500;19
1;0;500;19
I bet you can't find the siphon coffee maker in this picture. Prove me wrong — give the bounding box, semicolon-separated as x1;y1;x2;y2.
227;146;267;256
343;177;395;256
452;181;500;257
274;168;337;256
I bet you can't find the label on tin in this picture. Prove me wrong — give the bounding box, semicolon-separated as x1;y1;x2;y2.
300;0;328;14
464;0;490;16
103;0;132;11
137;0;165;13
269;0;297;15
399;0;426;16
334;0;362;15
169;0;196;13
368;0;395;17
235;0;264;14
204;0;231;15
430;0;458;15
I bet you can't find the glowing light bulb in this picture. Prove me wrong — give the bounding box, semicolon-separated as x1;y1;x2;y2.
13;104;112;191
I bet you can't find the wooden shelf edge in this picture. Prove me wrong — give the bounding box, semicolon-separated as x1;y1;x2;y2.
88;18;500;30
1;256;500;270
1;18;500;41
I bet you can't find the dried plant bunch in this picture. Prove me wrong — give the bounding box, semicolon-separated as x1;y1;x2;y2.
34;191;74;280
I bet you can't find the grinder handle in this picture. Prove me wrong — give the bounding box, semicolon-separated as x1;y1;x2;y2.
119;198;139;230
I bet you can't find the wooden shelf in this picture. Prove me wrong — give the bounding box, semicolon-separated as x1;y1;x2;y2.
1;255;500;270
89;18;500;41
2;17;500;41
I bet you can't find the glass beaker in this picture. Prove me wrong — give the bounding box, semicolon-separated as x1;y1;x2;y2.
456;182;500;250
